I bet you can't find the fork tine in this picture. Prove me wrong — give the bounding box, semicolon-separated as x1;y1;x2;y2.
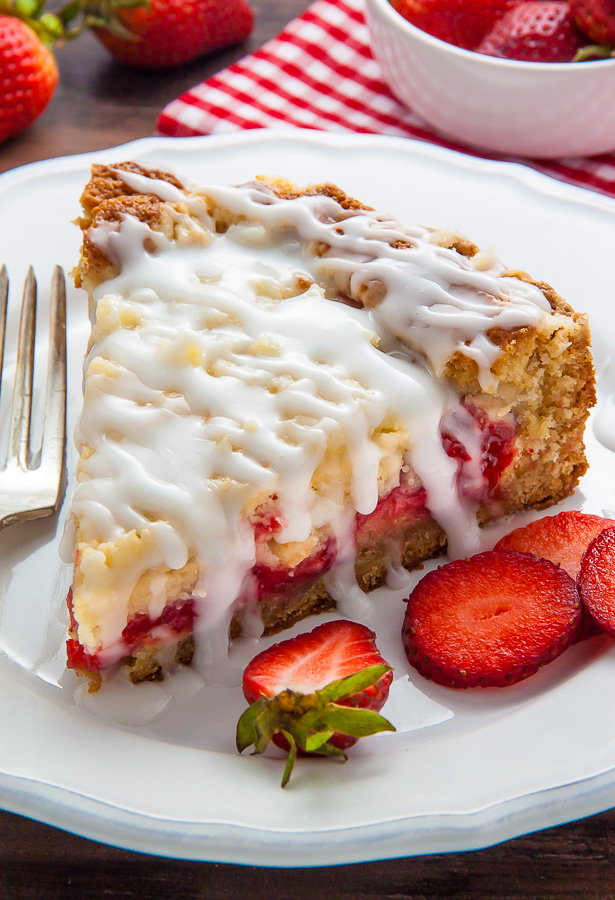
41;266;67;468
0;266;7;407
7;267;37;466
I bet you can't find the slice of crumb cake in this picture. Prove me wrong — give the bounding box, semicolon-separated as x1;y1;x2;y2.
64;162;595;688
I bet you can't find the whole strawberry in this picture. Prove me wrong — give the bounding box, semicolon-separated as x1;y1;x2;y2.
477;1;587;61
391;0;525;50
0;15;58;143
569;0;615;43
237;620;395;787
94;0;254;69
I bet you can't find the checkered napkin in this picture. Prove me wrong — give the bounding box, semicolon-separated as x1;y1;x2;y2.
157;0;615;198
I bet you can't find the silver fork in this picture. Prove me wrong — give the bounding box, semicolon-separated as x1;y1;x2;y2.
0;266;67;530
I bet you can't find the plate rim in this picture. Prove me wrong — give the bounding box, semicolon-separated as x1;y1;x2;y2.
3;130;615;212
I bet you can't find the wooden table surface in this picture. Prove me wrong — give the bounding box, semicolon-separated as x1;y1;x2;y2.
1;1;615;896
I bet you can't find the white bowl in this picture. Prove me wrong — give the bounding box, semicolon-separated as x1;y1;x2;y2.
365;0;615;158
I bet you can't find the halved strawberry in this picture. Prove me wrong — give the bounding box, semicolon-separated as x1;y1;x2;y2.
391;0;522;50
237;620;394;786
495;511;615;639
477;1;587;61
577;527;615;636
402;550;581;688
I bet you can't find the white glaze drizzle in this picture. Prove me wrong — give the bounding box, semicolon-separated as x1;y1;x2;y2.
67;169;551;663
199;179;551;391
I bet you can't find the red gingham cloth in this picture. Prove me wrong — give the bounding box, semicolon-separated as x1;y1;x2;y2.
157;0;615;198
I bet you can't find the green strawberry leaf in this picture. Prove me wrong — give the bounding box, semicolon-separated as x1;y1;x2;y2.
299;727;335;753
280;731;297;788
573;44;614;62
317;664;391;703
289;711;333;751
306;740;348;761
303;730;342;753
38;13;63;38
236;697;272;754
13;0;44;19
304;706;396;739
57;0;81;25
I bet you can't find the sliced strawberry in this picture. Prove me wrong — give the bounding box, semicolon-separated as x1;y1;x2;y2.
237;620;394;786
402;550;581;688
477;1;587;61
577;527;615;636
495;511;615;640
495;511;615;578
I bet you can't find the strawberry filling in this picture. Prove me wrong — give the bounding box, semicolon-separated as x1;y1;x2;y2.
355;484;428;542
442;405;516;497
252;537;337;598
475;418;517;493
120;598;196;649
66;635;100;675
66;587;101;674
67;405;517;674
252;510;286;539
66;590;195;676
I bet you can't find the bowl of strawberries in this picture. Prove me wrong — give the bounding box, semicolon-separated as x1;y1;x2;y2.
364;0;615;157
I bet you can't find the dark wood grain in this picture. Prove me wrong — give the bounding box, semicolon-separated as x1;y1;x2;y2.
2;805;615;899
1;0;614;894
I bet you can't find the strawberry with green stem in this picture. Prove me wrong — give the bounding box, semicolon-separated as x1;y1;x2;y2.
84;0;254;69
0;0;146;142
237;620;395;788
0;1;60;142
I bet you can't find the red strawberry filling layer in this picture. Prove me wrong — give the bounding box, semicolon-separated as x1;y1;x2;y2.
252;537;337;598
66;588;196;676
442;404;516;498
67;405;518;676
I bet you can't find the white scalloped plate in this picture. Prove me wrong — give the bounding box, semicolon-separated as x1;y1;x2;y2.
1;131;615;866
